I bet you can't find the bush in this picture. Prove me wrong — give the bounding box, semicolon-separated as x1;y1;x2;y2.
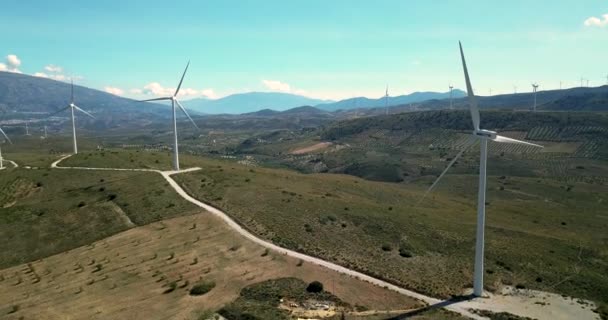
163;281;177;294
77;201;86;208
398;248;413;258
304;224;313;233
381;244;392;252
306;281;324;293
190;281;216;296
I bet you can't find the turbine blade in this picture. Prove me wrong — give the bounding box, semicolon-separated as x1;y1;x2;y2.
71;79;74;103
0;127;12;144
72;105;95;119
174;61;190;97
418;136;476;204
459;41;480;131
46;105;71;118
175;99;199;129
493;135;543;148
138;97;171;103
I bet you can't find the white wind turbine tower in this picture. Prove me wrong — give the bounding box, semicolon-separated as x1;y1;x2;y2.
50;80;95;154
25;121;30;135
449;85;454;109
385;85;389;115
532;83;539;112
0;126;12;169
138;61;199;171
421;42;543;297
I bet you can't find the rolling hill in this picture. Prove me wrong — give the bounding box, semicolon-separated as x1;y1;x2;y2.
414;85;608;112
0;71;169;122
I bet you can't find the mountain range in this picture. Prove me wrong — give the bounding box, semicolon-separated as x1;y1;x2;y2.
182;92;332;114
0;71;168;122
183;90;467;114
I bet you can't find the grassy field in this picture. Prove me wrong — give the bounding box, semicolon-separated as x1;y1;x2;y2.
46;149;608;307
0;166;199;268
169;156;607;306
0;214;424;319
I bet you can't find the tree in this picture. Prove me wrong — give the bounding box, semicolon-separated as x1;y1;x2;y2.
306;281;323;293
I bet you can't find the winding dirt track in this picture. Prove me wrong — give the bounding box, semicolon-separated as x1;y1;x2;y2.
49;154;488;319
0;154;595;320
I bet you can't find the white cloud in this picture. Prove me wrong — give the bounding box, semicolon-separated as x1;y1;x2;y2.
584;14;608;27
262;79;291;92
104;86;124;96
0;54;22;73
143;82;172;96
35;72;68;81
200;89;216;99
44;64;63;73
140;82;214;98
7;55;20;68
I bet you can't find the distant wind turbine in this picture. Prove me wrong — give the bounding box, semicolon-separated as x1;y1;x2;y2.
0;126;12;169
449;85;454;109
532;83;539;112
421;42;543;297
25;121;30;136
513;85;517;94
138;61;199;171
385;85;389;115
48;80;95;154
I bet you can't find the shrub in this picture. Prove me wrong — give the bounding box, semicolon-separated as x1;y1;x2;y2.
190;281;216;296
77;201;86;208
306;281;324;293
261;248;269;257
381;244;392;252
296;259;303;267
107;194;117;200
304;224;313;233
8;304;19;314
398;248;413;258
164;281;177;294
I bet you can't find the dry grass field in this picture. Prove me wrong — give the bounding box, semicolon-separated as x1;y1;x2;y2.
0;211;432;319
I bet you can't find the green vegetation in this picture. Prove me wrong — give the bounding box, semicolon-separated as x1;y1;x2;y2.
218;278;344;320
169;153;608;305
190;280;216;296
0;167;198;268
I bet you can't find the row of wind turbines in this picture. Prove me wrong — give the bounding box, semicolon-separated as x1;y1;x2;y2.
0;63;198;171
0;43;546;297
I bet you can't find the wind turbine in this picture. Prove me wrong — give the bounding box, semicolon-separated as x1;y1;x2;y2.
49;80;95;154
138;61;199;171
385;85;389;115
513;85;517;94
532;83;539;112
449;85;454;109
421;42;543;297
25;121;30;135
0;126;12;169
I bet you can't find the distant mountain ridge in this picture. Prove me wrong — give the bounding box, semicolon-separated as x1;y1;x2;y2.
183;92;333;114
315;89;467;111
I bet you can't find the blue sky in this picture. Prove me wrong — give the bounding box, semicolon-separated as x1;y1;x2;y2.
1;0;607;100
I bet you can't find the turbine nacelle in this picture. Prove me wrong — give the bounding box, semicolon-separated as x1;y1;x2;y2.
474;129;496;139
